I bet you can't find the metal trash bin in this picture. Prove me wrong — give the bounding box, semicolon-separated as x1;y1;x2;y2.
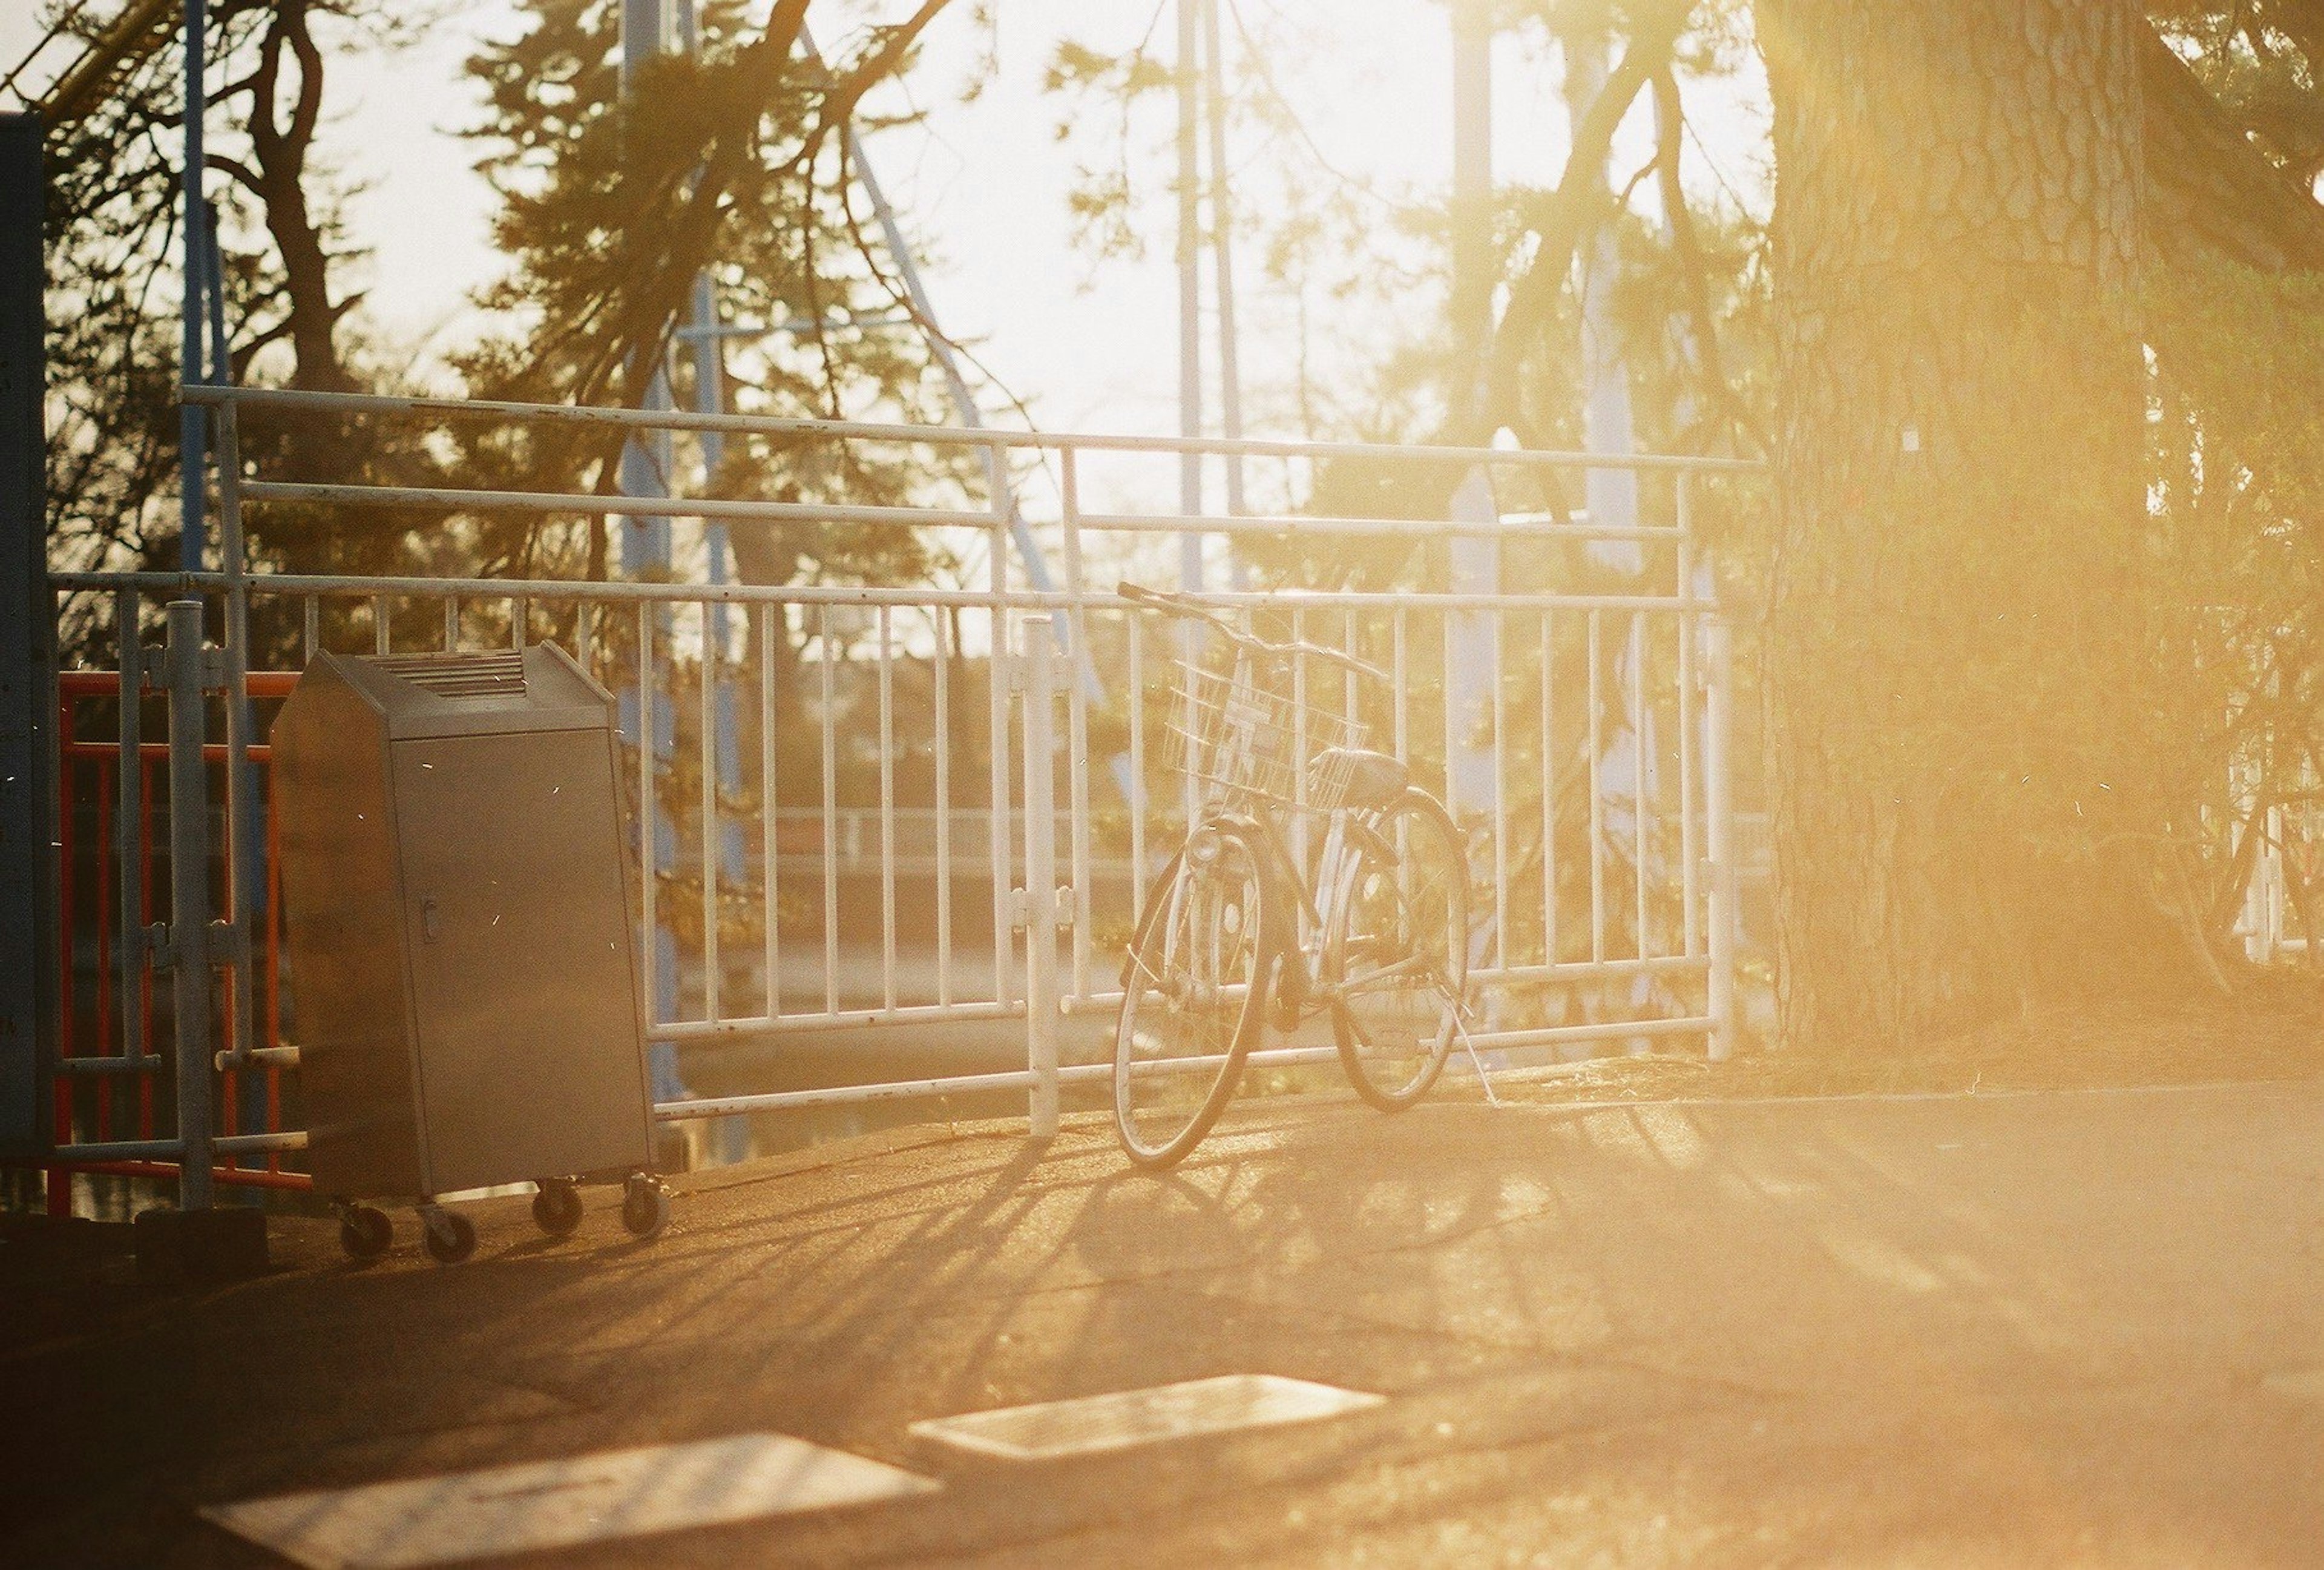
272;645;666;1262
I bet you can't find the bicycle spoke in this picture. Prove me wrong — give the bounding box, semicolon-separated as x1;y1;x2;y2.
1329;792;1471;1111
1114;830;1272;1166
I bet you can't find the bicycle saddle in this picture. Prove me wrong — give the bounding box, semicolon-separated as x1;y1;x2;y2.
1312;747;1408;812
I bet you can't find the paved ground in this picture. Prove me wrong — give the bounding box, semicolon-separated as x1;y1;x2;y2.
5;1079;2322;1568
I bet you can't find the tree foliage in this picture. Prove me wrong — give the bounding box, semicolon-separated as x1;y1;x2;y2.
1043;0;2324;1047
452;0;976;594
33;0;414;582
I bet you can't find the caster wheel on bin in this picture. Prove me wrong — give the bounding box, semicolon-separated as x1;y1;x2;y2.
620;1176;671;1241
420;1206;476;1264
531;1180;583;1238
339;1206;392;1261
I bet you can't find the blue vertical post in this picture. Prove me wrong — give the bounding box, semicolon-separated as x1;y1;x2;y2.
619;0;685;1117
677;0;743;1159
1446;2;1498;821
1175;0;1203;595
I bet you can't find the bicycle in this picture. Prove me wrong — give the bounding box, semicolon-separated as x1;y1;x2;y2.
1112;581;1494;1169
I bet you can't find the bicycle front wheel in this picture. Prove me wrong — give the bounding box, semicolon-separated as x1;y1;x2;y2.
1114;826;1274;1168
1328;788;1469;1111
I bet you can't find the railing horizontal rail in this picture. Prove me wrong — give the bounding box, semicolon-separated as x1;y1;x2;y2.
50;571;1713;615
7;1157;313;1194
181;382;1762;474
1056;956;1713;1017
655;1000;1023;1042
240;478;1679;544
57;671;298;698
57;1131;307;1160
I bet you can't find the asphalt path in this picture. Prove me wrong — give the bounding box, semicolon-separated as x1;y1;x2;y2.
5;1079;2321;1566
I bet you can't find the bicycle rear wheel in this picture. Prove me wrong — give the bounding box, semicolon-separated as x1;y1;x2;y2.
1328;789;1469;1111
1114;825;1274;1168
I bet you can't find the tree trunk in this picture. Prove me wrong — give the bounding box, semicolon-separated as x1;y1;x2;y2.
244;0;356;394
1755;0;2181;1056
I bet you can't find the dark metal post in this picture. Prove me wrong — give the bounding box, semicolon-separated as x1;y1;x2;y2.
0;115;58;1161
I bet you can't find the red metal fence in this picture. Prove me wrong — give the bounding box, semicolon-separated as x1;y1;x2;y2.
39;671;309;1212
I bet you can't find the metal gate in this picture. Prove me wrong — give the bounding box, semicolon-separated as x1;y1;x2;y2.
28;384;1749;1210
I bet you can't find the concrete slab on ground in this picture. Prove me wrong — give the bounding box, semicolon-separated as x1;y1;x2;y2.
4;1080;2321;1566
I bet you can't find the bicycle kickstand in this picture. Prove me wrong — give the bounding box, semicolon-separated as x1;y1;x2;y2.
1446;994;1503;1108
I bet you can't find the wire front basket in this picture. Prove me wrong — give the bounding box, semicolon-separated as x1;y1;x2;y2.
1164;657;1368;812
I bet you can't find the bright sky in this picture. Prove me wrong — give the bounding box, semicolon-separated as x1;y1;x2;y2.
2;1;1772;443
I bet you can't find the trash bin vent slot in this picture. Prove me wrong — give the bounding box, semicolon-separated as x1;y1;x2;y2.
371;652;528;699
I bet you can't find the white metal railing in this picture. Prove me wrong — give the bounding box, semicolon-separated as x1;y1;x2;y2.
44;383;1751;1184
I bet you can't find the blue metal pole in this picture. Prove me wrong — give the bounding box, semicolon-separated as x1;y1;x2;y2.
178;0;206;573
1446;2;1498;820
619;0;685;1117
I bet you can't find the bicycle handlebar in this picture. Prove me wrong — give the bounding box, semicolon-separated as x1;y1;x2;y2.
1115;581;1390;684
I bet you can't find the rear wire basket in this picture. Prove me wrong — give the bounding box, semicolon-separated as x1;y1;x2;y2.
1164;658;1368;812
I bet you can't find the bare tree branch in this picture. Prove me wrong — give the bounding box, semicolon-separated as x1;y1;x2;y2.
1472;0;1693;439
1651;67;1767;456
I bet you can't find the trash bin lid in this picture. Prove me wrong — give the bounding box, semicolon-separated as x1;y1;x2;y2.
310;644;614;740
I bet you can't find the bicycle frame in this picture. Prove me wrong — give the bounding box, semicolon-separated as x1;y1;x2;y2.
1192;779;1408;1036
1130;580;1420;1022
1112;581;1500;1169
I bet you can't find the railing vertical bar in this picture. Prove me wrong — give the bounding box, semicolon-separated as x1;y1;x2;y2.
1291;605;1309;883
513;597;529;651
1677;504;1700;959
758;607;779;1019
1705;614;1736;1061
700;600;721;1025
1128;613;1147;924
95;752;114;1142
933;607;952;1006
1020;616;1059;1136
985;437;1015;1010
1177;608;1198;847
372;593;390;656
1441;607;1459;823
162;600;214;1208
637;601;658;1030
442;596;458;653
1492;606;1509;971
214;400;259;1076
988;610;1013;1008
1541;611;1557;967
1393;609;1408;764
1059;448;1094;1001
819;605;840;1017
577;600;596;674
878;603;898;1014
302;595;318;660
263;780;283;1165
55;689;77;1182
1631;612;1650;964
1588;607;1604;965
114;589;145;1072
138;752;156;1135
